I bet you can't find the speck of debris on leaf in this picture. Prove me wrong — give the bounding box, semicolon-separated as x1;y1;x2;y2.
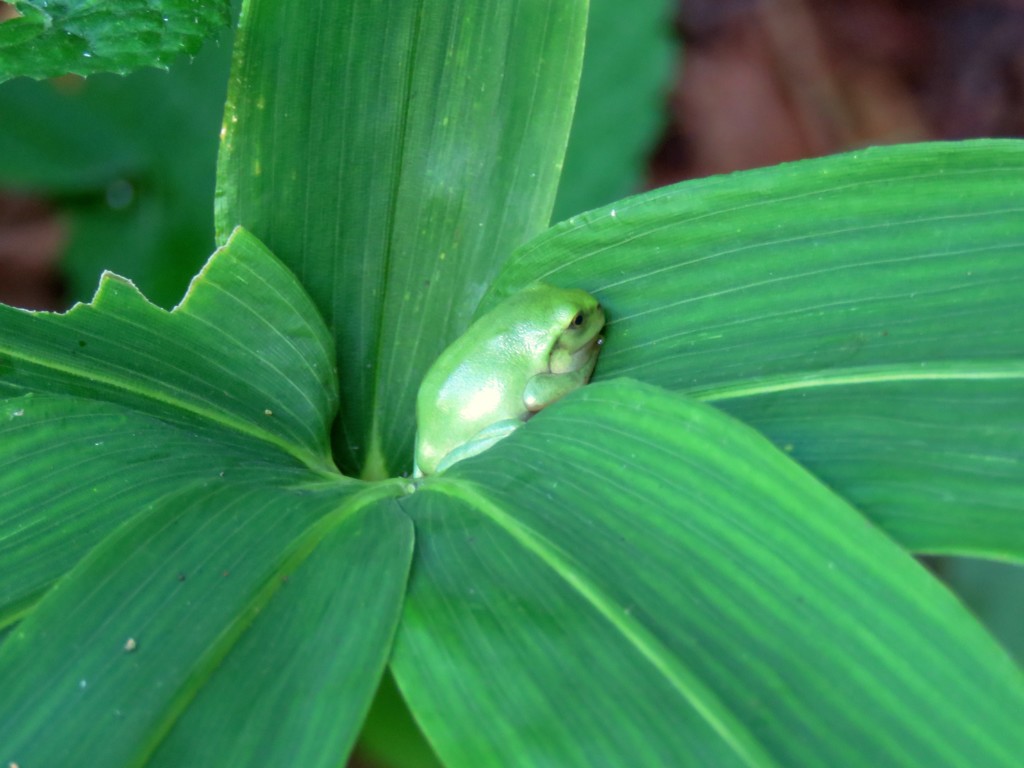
124;637;137;652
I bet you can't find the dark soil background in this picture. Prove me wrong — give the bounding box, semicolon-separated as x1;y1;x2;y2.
2;0;1024;309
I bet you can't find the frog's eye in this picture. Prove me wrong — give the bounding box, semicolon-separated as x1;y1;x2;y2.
572;311;585;327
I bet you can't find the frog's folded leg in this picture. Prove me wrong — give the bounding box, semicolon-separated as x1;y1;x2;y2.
431;419;523;475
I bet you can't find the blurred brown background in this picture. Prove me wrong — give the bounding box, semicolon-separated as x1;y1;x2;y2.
653;0;1024;184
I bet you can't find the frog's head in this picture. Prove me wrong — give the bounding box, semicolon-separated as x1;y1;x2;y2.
547;289;605;377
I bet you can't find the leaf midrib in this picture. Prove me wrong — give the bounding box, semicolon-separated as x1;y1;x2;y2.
140;478;410;765
426;478;780;768
1;344;339;478
694;360;1024;403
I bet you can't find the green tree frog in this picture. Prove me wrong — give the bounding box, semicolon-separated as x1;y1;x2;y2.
413;283;606;476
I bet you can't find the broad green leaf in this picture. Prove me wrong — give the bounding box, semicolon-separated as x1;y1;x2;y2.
0;0;230;81
0;226;338;473
552;0;675;223
149;496;412;767
719;368;1024;560
0;394;311;628
217;0;588;478
393;379;1024;767
488;141;1024;377
0;226;342;623
484;140;1024;559
0;37;231;306
0;475;410;767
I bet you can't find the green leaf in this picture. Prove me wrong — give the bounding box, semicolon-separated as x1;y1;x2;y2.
552;0;675;223
393;379;1024;767
484;140;1024;559
719;369;1024;560
0;394;311;628
0;226;343;624
0;226;338;473
0;476;411;766
0;0;230;81
0;39;231;306
149;495;413;767
216;0;588;478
